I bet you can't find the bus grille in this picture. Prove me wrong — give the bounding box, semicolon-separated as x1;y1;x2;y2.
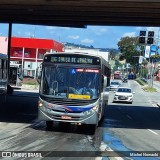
40;95;97;106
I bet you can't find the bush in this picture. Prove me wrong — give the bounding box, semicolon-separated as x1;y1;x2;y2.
143;86;157;92
135;78;157;92
135;78;146;86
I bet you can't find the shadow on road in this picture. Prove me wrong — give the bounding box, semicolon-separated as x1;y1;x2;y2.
0;93;38;124
30;120;97;135
1;91;160;132
101;104;160;130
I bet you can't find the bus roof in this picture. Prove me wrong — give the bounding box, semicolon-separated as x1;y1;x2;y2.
44;52;109;62
44;52;111;69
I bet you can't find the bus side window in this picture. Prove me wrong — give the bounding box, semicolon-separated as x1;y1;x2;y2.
103;76;107;88
0;59;2;79
3;60;7;79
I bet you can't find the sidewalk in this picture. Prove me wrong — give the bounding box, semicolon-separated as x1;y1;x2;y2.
146;80;160;107
153;81;160;107
147;79;160;92
153;80;160;92
12;84;39;97
21;84;39;91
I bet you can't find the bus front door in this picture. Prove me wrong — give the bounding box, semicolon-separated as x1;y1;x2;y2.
9;67;17;86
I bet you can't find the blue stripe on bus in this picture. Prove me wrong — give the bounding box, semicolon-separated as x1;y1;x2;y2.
66;106;93;112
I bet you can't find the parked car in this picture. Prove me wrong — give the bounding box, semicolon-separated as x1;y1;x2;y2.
110;81;120;90
113;87;135;104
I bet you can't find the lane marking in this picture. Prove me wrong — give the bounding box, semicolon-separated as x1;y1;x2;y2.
99;142;124;160
152;103;158;108
147;129;159;135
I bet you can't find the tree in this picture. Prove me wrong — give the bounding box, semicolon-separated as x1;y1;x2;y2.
117;36;143;65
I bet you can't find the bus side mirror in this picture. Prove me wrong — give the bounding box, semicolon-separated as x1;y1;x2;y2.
36;72;41;84
36;65;42;84
103;76;107;88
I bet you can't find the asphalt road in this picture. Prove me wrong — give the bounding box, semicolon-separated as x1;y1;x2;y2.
0;80;160;160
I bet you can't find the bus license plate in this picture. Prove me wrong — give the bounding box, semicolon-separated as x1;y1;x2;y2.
61;115;72;120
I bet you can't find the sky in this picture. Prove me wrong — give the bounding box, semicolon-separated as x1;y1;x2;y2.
1;23;160;49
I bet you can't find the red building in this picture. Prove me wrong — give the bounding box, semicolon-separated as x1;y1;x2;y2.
10;37;64;62
0;36;64;77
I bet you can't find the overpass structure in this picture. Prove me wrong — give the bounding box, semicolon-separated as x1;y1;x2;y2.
0;0;160;27
1;0;160;72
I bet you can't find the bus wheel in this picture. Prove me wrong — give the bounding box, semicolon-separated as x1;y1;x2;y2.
105;100;108;106
89;124;97;134
46;121;53;130
98;107;103;122
7;85;13;94
59;122;70;128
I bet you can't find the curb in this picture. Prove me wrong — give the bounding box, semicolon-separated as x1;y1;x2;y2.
21;85;39;90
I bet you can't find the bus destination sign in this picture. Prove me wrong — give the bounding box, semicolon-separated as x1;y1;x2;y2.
44;54;100;65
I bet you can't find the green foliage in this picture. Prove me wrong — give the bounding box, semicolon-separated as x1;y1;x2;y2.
143;86;157;92
117;36;143;65
110;49;118;60
150;54;160;59
139;67;148;77
135;78;146;86
136;78;156;92
23;78;37;85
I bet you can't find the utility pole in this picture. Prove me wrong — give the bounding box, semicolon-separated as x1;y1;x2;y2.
139;30;155;88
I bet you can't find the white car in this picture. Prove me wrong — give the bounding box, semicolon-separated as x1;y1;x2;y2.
113;87;135;104
110;81;120;90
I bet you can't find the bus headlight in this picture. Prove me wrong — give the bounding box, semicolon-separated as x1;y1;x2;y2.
38;100;43;107
84;105;98;116
93;104;99;111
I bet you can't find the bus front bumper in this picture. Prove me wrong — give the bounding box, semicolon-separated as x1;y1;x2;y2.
38;107;98;125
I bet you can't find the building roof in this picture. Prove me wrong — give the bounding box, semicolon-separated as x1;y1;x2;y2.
11;37;64;50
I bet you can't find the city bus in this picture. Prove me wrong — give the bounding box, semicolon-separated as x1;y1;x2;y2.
0;53;8;103
37;52;111;130
9;64;23;87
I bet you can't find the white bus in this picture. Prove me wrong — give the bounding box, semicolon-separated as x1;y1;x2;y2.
0;53;8;103
37;52;111;131
9;64;23;87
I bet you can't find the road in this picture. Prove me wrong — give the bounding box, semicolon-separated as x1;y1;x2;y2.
0;80;160;160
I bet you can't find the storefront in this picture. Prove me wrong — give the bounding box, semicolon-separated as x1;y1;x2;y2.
0;37;64;77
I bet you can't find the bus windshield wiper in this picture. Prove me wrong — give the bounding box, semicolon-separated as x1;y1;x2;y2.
76;67;86;85
52;81;58;95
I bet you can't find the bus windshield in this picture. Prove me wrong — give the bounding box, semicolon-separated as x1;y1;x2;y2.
40;66;100;100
